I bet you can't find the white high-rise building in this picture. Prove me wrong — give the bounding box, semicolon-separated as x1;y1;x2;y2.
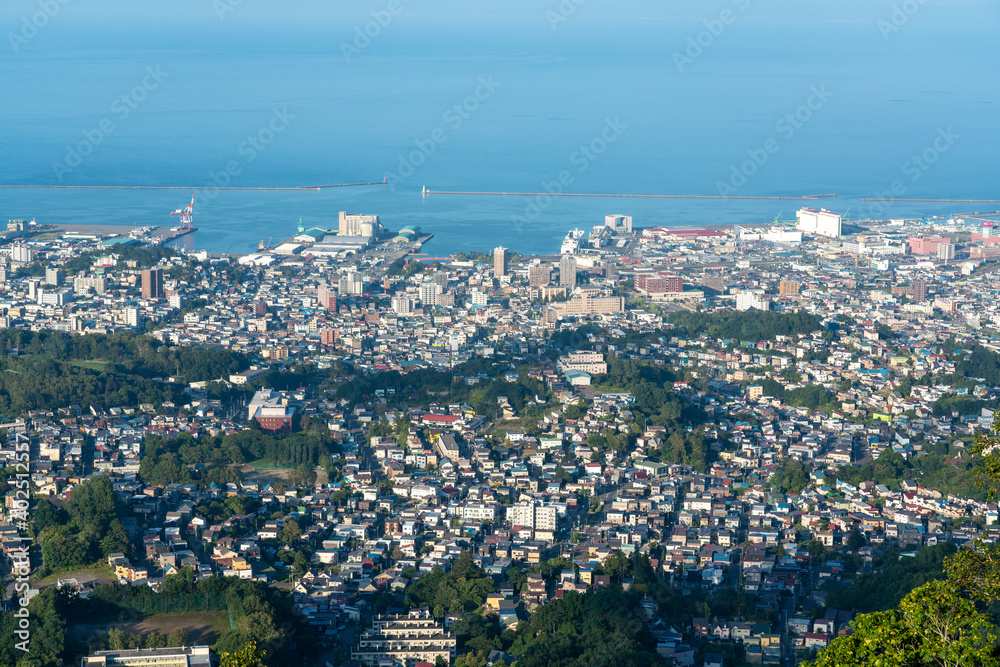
735;289;770;312
418;282;440;306
391;295;412;315
338;271;364;295
11;245;33;263
125;307;141;328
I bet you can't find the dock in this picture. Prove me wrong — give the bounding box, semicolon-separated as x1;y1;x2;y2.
0;180;386;192
422;189;838;201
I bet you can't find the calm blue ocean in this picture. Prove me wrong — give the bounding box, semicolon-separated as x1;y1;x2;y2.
1;2;998;255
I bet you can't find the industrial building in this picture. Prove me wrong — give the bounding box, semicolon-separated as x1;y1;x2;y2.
796;208;842;238
338;211;383;238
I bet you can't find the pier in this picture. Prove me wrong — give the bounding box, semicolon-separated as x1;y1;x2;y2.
422;189;838;200
860;198;1000;203
0;180;386;192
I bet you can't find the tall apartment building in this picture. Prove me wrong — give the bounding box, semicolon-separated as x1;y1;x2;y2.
559;255;577;287
317;283;337;311
634;273;683;295
338;271;364;295
418;282;440;307
937;243;956;261
779;280;801;296
11;245;33;263
45;267;62;285
493;246;508;277
391;295;412;315
702;273;726;295
73;275;107;295
528;264;549;287
735;289;770;312
912;279;928;302
125;307;141;329
141;268;163;300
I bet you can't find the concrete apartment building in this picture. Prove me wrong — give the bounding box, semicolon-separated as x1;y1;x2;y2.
557;351;608;374
81;646;214;667
352;611;456;667
506;501;558;532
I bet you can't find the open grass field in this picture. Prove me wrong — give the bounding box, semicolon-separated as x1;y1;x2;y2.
241;460;292;484
68;359;111;370
67;610;231;652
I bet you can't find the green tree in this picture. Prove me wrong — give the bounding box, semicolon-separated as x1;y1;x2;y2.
805;581;999;667
67;475;120;530
218;641;267;667
279;519;301;543
166;628;189;647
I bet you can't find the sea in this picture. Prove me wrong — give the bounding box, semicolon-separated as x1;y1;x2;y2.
1;2;998;256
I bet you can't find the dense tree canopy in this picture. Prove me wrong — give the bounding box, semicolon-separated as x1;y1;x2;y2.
405;551;495;616
38;475;131;573
667;310;823;343
509;587;665;667
0;329;248;416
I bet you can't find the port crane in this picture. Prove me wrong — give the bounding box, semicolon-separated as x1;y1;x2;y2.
171;194;195;232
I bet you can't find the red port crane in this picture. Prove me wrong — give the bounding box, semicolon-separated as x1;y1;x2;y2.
171;194;195;231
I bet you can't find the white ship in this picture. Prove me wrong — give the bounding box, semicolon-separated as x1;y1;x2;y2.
561;228;585;254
